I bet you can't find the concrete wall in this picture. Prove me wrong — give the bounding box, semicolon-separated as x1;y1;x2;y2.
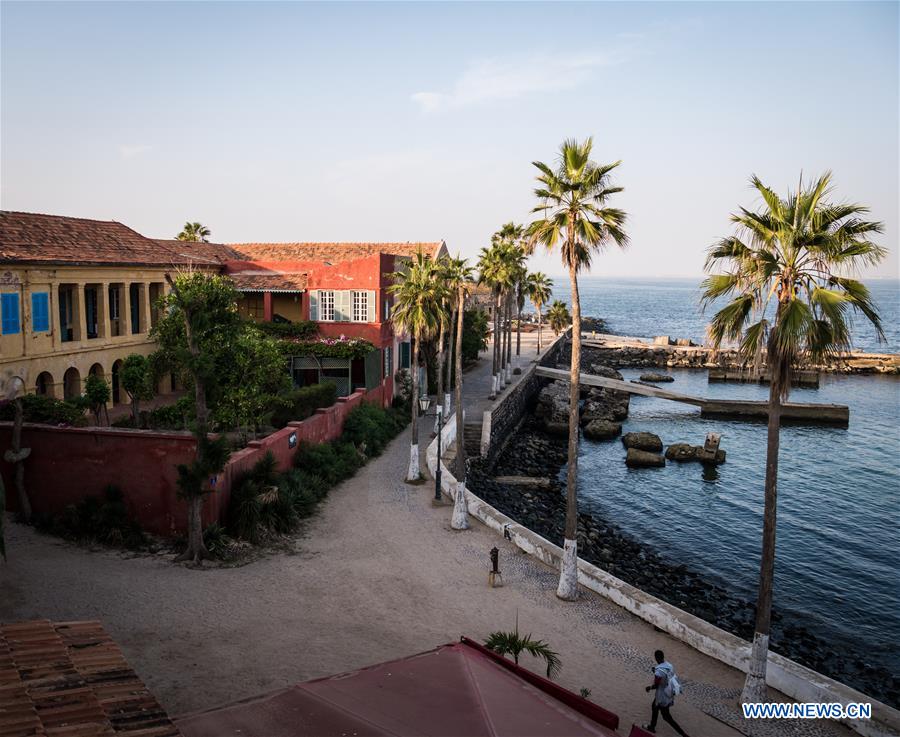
432;381;900;737
2;384;387;536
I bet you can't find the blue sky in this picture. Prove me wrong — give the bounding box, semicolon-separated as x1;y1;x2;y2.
2;1;897;279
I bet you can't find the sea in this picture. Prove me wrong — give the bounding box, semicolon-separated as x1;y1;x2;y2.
543;277;900;693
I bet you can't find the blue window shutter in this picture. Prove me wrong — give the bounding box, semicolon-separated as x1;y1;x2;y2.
309;290;318;321
400;341;410;369
31;292;50;332
1;293;21;335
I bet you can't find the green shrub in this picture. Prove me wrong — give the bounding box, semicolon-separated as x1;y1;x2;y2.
256;320;319;340
340;402;407;458
202;522;234;559
147;396;195;430
0;394;86;426
227;452;300;543
270;383;337;428
36;485;146;549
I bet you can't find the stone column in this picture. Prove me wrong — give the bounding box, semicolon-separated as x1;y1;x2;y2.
141;282;152;333
263;291;273;321
122;282;134;336
50;280;63;350
97;283;111;339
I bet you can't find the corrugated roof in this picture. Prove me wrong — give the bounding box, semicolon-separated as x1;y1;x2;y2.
0;619;181;736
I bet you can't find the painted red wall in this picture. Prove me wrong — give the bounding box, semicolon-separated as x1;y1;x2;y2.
1;383;390;538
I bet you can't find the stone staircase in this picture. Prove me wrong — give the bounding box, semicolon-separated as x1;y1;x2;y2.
463;422;483;458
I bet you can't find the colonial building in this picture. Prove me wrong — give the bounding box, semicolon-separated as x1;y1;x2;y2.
1;210;446;404
0;212;223;402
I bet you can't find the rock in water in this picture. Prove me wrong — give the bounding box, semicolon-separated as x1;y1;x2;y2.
583;419;622;441
622;431;663;452
665;443;698;461
639;372;675;383
589;364;624;381
625;448;666;467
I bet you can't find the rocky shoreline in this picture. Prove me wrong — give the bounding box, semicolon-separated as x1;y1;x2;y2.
469;400;898;707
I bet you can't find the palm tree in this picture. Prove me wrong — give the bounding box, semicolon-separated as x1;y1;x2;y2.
702;172;885;703
490;224;525;385
528;138;628;600
526;272;553;353
176;222;211;242
433;256;453;432
477;244;507;399
389;251;443;481
443;255;475;529
547;300;571;335
484;618;561;678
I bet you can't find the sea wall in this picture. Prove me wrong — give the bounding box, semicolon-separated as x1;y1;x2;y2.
428;413;900;737
480;332;567;466
570;338;900;375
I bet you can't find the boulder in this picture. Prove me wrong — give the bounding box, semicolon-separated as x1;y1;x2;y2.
653;336;674;346
589;364;624;381
676;338;694;347
545;421;570;438
665;443;698;462
535;381;570;427
622;431;663;452
583;419;622;441
639;372;675;383
625;448;666;468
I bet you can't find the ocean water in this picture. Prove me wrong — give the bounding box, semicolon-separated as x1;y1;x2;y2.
546;277;900;354
542;277;900;690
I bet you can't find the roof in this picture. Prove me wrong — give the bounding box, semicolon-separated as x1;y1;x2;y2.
224;241;446;263
176;638;619;737
228;272;308;293
152;239;240;266
0;619;181;736
0;212;213;268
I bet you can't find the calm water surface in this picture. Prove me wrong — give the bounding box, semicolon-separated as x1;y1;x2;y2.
542;278;900;672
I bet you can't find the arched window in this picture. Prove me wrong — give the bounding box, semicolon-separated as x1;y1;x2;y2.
35;371;54;397
63;367;82;400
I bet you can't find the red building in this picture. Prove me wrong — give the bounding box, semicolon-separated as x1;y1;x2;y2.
218;241;448;400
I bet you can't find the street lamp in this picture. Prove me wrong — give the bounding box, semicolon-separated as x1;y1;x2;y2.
419;396;443;502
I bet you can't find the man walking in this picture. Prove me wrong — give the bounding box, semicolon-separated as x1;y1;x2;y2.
643;649;689;736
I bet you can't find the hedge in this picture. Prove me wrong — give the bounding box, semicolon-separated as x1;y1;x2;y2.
0;394;87;426
270;383;337;428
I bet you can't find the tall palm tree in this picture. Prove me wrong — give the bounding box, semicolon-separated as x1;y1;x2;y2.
433;256;453;432
528;138;628;600
547;300;571;335
527;272;553;353
477;245;507;399
443;255;475;529
176;222;211;242
702;172;884;703
389;251;443;481
492;224;525;385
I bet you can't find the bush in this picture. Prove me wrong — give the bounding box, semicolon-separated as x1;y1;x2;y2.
270;383;337;429
147;396;195;430
36;485;146;549
227;452;299;544
293;441;361;486
341;402;406;458
256;320;319;340
0;394;86;426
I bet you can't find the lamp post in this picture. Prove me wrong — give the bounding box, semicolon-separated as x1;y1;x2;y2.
419;396;443;502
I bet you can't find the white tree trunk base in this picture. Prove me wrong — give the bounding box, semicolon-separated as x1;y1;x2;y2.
451;481;469;530
556;538;579;600
740;632;770;703
506;365;512;381
444;393;451;417
406;444;420;481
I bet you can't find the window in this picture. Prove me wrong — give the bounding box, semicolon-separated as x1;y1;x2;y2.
109;286;120;321
383;297;391;322
311;290;374;322
85;287;98;339
353;291;369;322
383;346;392;379
129;284;141;334
1;292;20;335
319;290;335;321
31;292;50;332
399;341;411;369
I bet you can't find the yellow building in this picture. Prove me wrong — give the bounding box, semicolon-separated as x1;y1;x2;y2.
0;212;222;403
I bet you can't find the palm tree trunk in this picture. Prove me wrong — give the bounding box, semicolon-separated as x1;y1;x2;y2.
491;291;501;397
516;305;522;356
407;331;421;481
452;285;469;530
8;399;31;522
741;361;783;702
537;306;543;354
505;294;513;381
445;305;457;415
558;262;581;601
499;292;507;388
435;313;445;434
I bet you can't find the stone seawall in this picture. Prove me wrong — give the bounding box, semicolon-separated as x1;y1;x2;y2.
566;337;900;375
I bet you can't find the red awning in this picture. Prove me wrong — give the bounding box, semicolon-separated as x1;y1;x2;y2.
177;638;620;737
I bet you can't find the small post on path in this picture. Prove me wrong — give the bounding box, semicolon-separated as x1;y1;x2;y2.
489;547;503;588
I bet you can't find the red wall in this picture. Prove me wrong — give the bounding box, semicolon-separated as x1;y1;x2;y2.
1;384;389;538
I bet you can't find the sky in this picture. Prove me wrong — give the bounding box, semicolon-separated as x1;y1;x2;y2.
1;1;898;280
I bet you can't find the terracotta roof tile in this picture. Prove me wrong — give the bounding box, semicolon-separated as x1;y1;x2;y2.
225;242;445;262
229;272;308;292
0;619;181;736
0;212;216;268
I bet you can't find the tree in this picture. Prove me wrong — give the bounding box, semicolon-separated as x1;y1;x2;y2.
547;300;571;336
484;618;561;678
443;255;475;528
528;138;628;600
84;374;111;426
121;354;155;424
389;251;443;482
477;245;505;399
214;326;292;440
492;224;526;383
443;256;469;417
702;172;885;703
176;222;211;242
154;270;241;562
434;256;453;432
1;377;31;539
527;272;553;353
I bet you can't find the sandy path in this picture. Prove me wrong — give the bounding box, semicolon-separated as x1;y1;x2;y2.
0;335;850;737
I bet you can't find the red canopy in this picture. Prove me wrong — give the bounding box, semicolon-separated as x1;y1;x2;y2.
177;638;620;737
